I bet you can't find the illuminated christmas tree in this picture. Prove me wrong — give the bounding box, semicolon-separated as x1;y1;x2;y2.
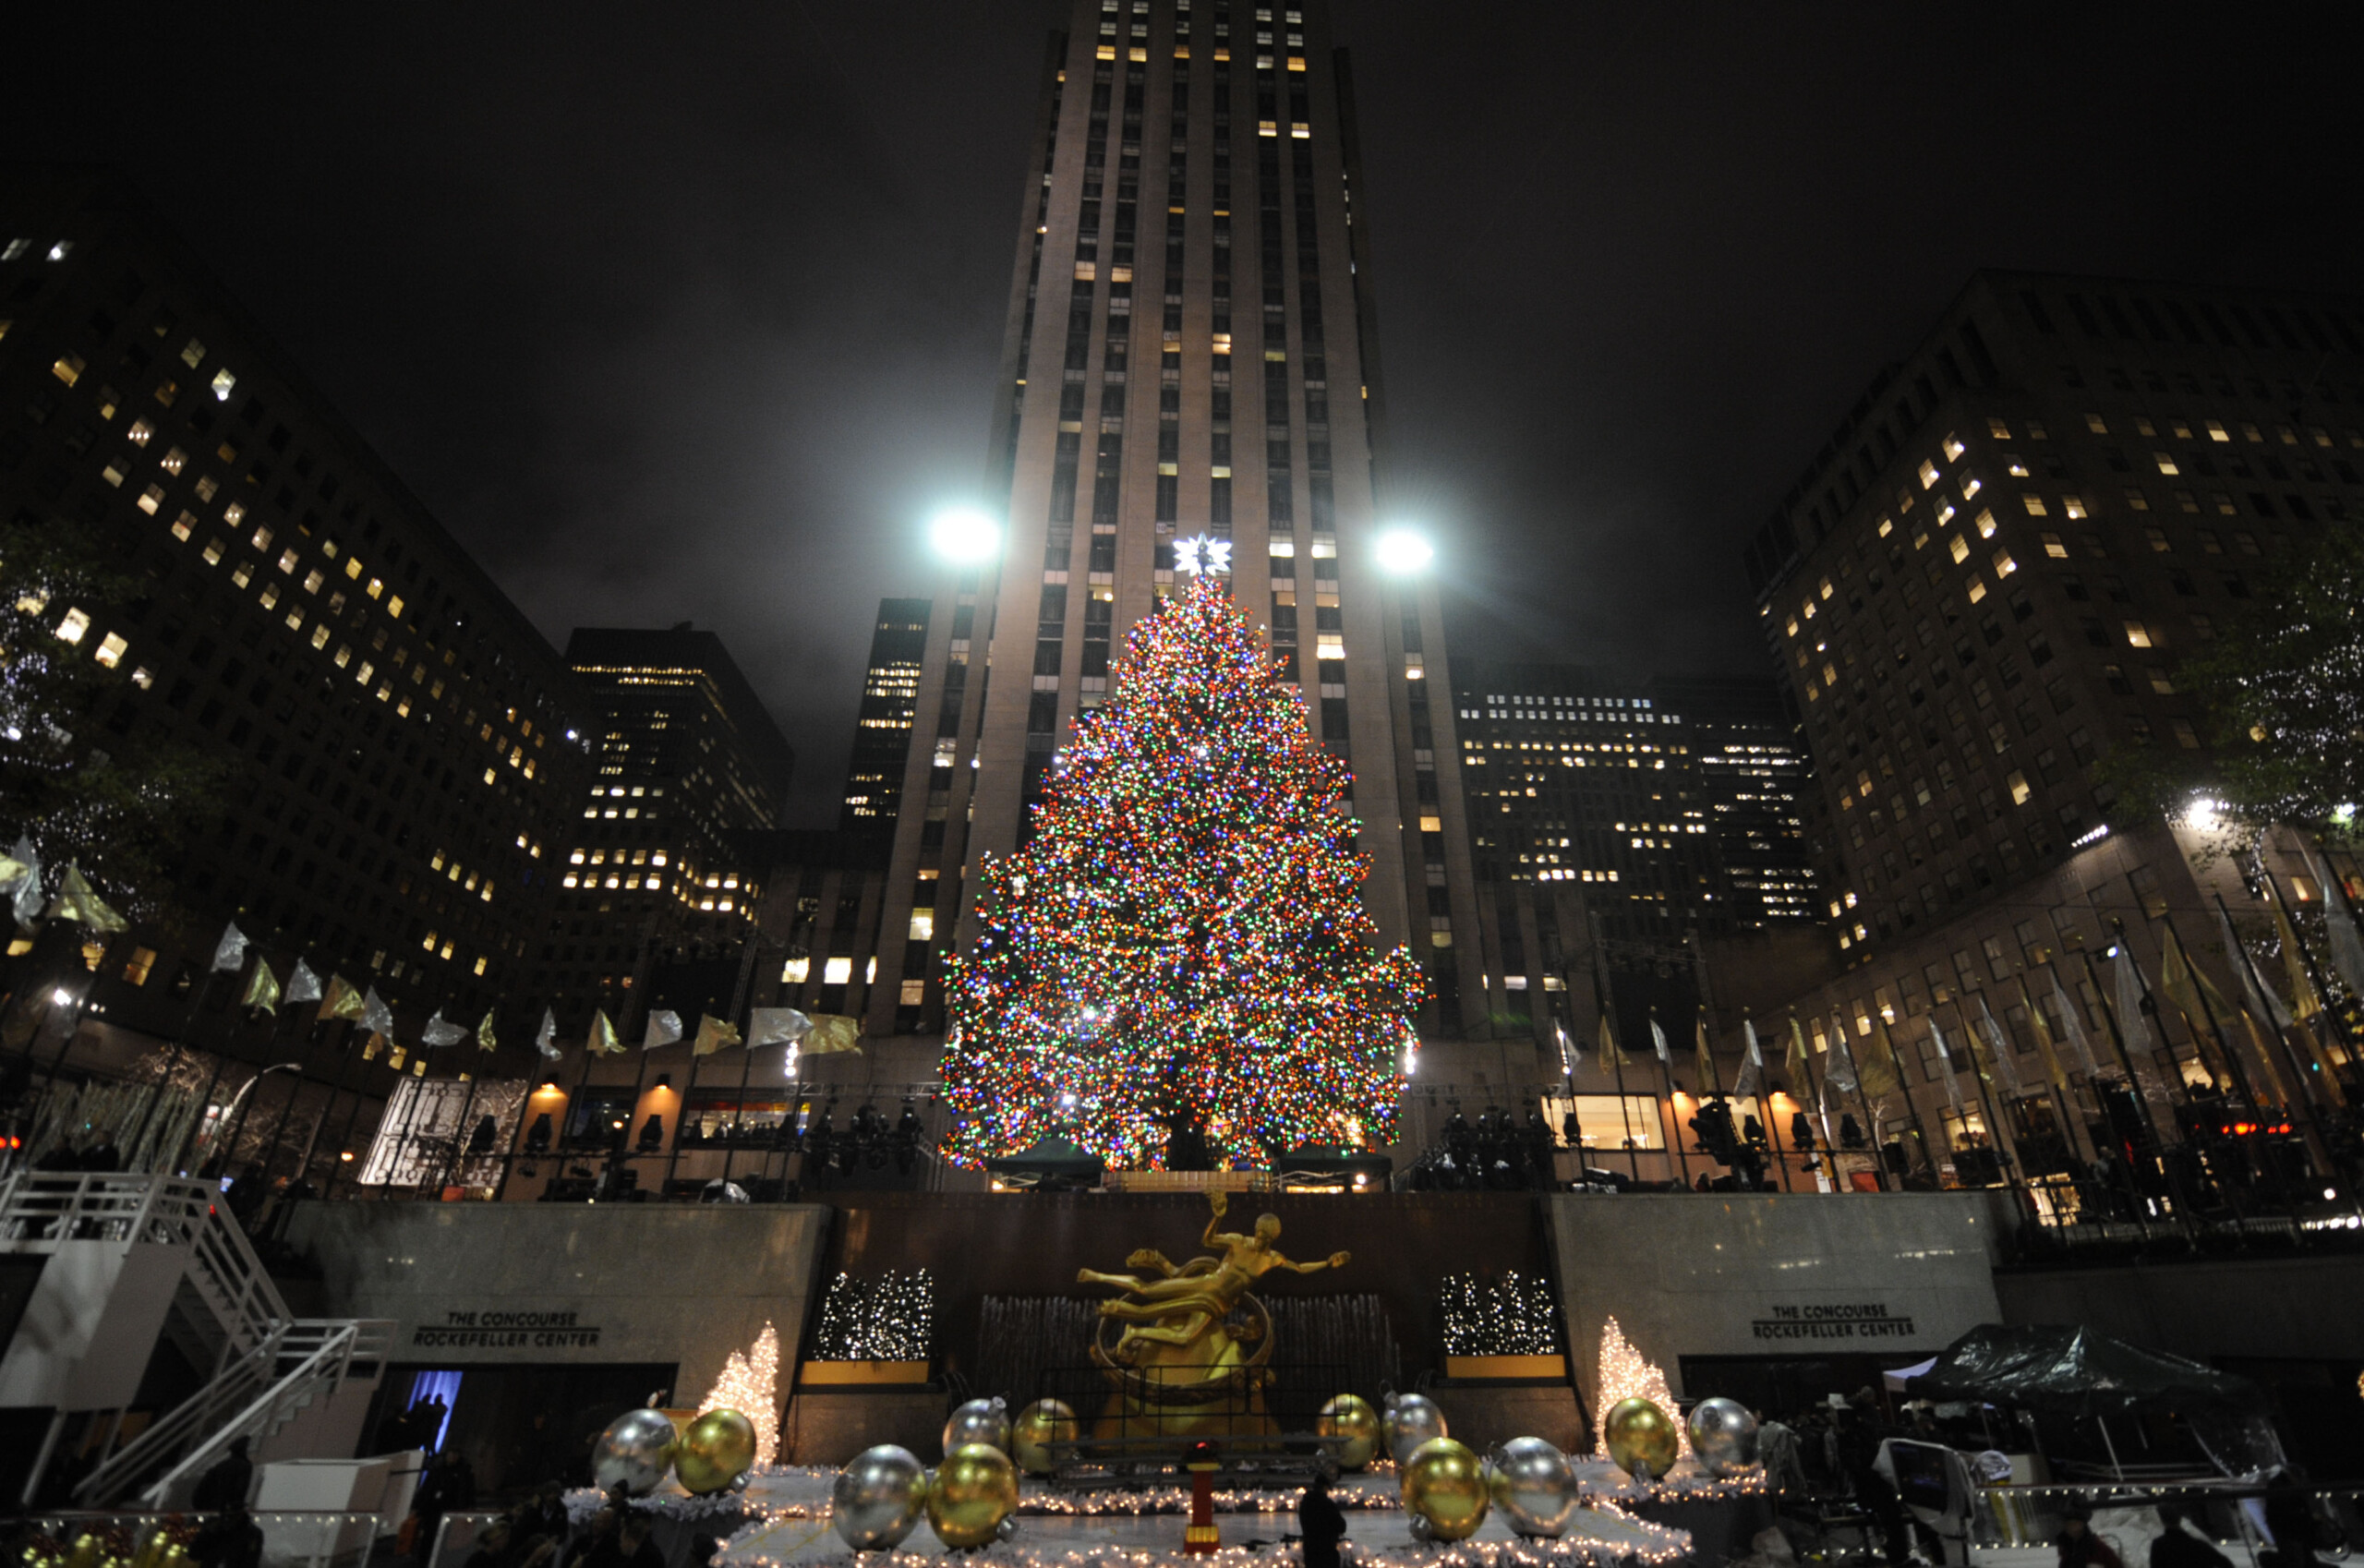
939;568;1425;1171
698;1321;781;1467
1594;1316;1691;1459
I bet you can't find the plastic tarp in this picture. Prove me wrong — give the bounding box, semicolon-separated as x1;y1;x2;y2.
1904;1324;2268;1418
1884;1356;1939;1392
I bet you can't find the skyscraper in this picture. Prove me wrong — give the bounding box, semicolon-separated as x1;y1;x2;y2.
0;166;587;1058
843;0;1486;1039
541;625;793;1024
1743;271;2364;1185
839;599;931;831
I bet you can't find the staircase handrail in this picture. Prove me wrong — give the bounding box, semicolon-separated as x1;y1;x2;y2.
73;1324;285;1506
132;1319;384;1508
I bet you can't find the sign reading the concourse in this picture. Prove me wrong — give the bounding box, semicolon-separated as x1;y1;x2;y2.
1749;1303;1917;1341
412;1308;603;1350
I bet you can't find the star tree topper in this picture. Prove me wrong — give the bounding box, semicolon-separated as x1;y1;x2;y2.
1172;533;1232;576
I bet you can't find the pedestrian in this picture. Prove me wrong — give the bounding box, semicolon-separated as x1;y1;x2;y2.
1297;1465;1346;1568
1831;1405;1911;1567
2151;1504;2233;1568
2261;1472;2325;1568
579;1513;663;1568
192;1436;255;1512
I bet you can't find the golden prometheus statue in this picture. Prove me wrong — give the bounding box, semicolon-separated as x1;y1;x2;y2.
1075;1191;1350;1438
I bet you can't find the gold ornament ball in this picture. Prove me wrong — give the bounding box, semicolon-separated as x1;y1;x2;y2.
1399;1438;1490;1540
928;1443;1019;1549
1603;1396;1680;1478
1317;1394;1381;1470
675;1407;758;1495
1010;1398;1079;1477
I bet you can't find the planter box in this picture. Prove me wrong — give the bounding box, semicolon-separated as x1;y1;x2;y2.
1443;1354;1567;1381
798;1359;931;1386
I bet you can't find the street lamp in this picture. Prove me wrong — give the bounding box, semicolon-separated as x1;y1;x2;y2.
928;506;1002;564
1375;529;1434;574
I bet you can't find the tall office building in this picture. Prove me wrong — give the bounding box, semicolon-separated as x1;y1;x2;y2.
1743;271;2364;1181
839;0;1487;1039
839;599;931;831
1650;676;1820;927
539;626;793;1022
0;167;588;1061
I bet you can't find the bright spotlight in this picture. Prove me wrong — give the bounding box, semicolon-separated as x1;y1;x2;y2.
928;506;1001;564
1375;529;1434;574
2184;794;2223;831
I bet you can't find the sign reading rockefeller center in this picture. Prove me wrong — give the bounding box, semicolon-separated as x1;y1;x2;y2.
413;1308;605;1351
1748;1303;1918;1341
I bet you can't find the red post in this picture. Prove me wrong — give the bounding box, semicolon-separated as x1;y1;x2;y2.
1184;1440;1220;1554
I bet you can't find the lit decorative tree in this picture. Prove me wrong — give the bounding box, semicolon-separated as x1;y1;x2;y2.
1594;1316;1691;1459
1;514;224;918
698;1321;781;1468
939;573;1425;1171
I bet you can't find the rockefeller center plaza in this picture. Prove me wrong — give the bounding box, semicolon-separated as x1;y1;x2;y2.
4;4;2364;1568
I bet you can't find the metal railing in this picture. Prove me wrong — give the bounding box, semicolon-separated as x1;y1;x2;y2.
0;1172;290;1355
76;1317;392;1507
1960;1480;2362;1563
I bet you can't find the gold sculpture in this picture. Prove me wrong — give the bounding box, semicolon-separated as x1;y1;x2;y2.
1075;1191;1350;1437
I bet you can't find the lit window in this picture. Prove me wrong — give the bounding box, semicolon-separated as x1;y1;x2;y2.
130;666;153;690
2062;496;2087;520
202;539;224;565
181;338;206;368
2021;494;2047;515
1917;459;1940;489
54;608;90;645
1991;549;2016;576
2083;413;2108;434
2153;452;2179;476
2206;419;2229;442
94;632;127;667
1943;432;1967;461
2124;621;2153;648
211;368;236;401
1986;416;2010;439
2041;532;2068;558
137;484;163;514
127;418;153;447
52;354;84;386
1975;509;1997;538
910;909;935;940
2008;771;2032;804
310;624;332;649
781;956;811;984
303;570;323;593
900;979;926;1006
1948;535;1970;564
823;957;852;985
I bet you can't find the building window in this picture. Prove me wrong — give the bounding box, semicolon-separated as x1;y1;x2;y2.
1541;1093;1664;1152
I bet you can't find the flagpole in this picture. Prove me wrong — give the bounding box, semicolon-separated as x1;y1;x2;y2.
2262;865;2364;1100
1948;995;2032;1221
2159;911;2266;1111
1785;1017;1838;1191
1833;1011;1891;1191
258;1015;328;1186
125;966;224;1169
1874;1015;1941;1189
214;1004;301;1181
1651;1011;1691;1189
429;1064;485;1199
2213;891;2334;1177
2106;917;2205;1112
1585;912;1641;1184
1758;1043;1796;1194
2070;951;2168;1155
2010;972;2096;1171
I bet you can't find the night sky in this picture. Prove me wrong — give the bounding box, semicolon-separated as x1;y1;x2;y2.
9;3;2360;822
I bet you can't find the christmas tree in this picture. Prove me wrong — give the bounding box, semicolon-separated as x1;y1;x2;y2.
939;568;1425;1171
698;1321;781;1468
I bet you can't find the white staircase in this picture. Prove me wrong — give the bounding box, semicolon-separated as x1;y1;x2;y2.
0;1173;389;1508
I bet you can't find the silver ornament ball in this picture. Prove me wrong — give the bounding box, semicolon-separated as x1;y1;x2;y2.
590;1409;677;1497
1382;1392;1449;1463
832;1443;931;1551
942;1395;1011;1458
1686;1397;1760;1478
1488;1436;1579;1538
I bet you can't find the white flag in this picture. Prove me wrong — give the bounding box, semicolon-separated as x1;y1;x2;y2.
1926;1019;1967;1114
2113;949;2153;1056
1731;1019;1766;1099
535;1007;562;1061
359;986;395;1039
1973;993;2022;1094
4;837;42;927
643;1009;684;1049
211;922;249;973
420;1009;468;1048
2218;907;2294;1031
2307;846;2364;1000
1648;1016;1671;1065
2050;972;2103;1079
286;959;323;1005
749;1007;814;1047
1822;1011;1860;1095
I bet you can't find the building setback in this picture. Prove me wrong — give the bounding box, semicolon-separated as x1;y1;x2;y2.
0;166;588;1061
1744;270;2364;1184
542;625;794;1029
838;0;1487;1040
